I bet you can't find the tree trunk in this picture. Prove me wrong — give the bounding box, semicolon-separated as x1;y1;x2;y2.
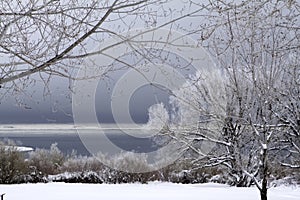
260;180;267;200
260;147;268;200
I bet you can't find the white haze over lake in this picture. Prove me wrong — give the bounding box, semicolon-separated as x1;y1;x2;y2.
0;123;148;132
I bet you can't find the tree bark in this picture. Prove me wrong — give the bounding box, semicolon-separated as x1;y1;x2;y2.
260;181;268;200
260;147;268;200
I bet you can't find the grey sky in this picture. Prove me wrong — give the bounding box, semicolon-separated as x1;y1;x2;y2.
0;74;171;124
0;0;205;124
0;43;196;124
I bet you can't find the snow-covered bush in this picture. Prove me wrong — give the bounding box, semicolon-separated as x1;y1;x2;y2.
62;156;104;172
107;151;153;173
1;141;298;185
28;143;65;175
144;103;169;131
50;171;103;183
95;152;157;183
0;141;28;184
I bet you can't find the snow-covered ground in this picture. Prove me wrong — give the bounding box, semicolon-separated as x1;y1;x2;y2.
0;182;299;200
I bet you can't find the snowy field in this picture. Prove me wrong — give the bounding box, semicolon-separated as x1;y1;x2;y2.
0;182;299;200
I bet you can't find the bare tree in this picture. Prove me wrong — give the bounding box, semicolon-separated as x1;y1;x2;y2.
162;1;300;200
0;0;194;97
275;55;300;170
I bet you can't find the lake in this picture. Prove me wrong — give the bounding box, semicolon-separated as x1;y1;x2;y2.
0;124;161;156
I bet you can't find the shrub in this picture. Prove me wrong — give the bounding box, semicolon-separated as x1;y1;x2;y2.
51;171;103;183
0;142;28;184
28;143;65;175
61;156;104;172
